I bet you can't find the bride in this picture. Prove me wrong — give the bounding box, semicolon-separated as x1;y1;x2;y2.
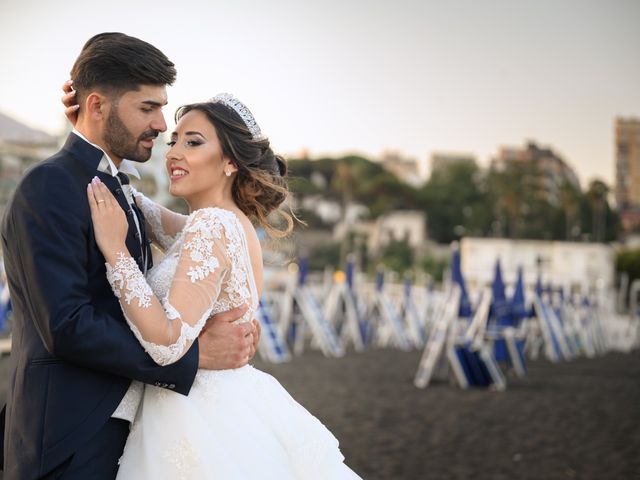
85;93;361;479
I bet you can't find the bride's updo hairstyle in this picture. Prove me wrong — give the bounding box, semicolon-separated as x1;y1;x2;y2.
175;98;294;238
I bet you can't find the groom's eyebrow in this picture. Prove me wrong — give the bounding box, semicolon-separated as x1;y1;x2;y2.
142;100;167;107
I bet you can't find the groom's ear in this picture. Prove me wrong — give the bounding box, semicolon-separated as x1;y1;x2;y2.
85;92;109;121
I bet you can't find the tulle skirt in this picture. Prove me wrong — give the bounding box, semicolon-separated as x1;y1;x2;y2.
116;365;361;479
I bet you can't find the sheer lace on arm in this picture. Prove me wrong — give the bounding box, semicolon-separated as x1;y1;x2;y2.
132;188;187;251
105;209;232;365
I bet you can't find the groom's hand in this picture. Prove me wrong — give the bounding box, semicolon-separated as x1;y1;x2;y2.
197;305;259;370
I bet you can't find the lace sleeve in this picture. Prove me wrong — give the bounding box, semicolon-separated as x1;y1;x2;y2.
132;188;187;251
105;209;232;366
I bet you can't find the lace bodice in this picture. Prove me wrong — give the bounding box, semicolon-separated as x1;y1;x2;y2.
106;205;258;366
133;188;185;251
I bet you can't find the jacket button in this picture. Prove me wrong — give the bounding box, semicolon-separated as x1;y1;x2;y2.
115;188;123;195
135;232;141;240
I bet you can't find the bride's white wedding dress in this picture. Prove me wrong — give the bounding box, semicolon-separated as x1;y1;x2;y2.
110;194;360;479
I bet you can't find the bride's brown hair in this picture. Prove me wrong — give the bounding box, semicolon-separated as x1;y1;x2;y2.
175;102;294;237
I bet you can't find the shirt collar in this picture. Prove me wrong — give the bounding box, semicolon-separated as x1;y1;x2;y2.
72;129;141;179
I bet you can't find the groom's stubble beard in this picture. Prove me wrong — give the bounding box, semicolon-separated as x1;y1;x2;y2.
104;106;159;163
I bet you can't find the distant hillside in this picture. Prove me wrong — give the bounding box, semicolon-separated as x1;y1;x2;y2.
0;111;57;144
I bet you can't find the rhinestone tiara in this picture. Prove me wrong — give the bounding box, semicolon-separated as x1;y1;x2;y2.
209;93;264;140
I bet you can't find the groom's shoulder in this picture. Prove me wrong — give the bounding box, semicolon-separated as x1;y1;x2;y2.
23;132;94;182
14;148;87;211
20;133;94;183
19;151;77;189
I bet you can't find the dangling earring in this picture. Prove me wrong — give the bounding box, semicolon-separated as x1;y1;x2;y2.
225;170;232;177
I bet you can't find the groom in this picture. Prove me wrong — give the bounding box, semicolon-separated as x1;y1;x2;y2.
0;33;258;479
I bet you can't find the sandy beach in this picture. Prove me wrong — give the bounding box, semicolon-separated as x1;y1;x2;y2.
1;348;639;479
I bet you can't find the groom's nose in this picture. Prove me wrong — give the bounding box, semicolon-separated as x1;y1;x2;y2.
150;111;168;133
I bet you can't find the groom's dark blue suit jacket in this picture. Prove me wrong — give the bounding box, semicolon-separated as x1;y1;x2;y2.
0;133;199;479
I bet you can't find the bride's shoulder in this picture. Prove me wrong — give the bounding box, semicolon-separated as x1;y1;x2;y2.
184;207;244;239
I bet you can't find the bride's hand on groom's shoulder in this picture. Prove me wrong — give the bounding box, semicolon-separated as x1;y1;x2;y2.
87;177;129;262
61;79;79;126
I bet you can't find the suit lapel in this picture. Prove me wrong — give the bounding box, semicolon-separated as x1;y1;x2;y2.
62;133;148;272
98;174;145;271
131;198;153;271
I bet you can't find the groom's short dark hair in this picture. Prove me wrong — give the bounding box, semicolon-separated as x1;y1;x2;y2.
70;32;176;102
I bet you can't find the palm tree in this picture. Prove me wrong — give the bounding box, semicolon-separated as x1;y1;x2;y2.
559;181;581;240
586;180;609;242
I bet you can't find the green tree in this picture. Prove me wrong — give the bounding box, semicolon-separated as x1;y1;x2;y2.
580;179;621;242
616;249;640;285
558;181;582;240
289;155;420;215
486;161;542;238
420;158;491;242
288;153;620;246
378;238;414;275
418;255;449;283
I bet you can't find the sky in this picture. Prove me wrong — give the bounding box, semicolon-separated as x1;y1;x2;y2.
1;0;639;186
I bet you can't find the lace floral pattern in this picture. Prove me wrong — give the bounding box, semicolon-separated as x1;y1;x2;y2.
124;311;211;366
194;209;254;325
111;380;143;422
148;208;257;325
192;365;253;400
162;437;199;480
106;252;153;307
150;384;171;402
106;207;257;368
183;216;222;282
105;250;208;366
133;189;180;251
